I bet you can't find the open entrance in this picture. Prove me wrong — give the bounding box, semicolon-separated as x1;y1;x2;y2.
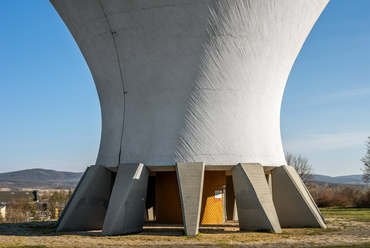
145;170;242;225
145;167;274;225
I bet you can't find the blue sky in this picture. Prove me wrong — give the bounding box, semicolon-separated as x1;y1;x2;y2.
1;1;369;176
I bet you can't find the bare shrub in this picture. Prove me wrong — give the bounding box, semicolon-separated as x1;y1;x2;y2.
5;198;36;223
310;183;370;208
285;152;314;186
47;190;72;219
361;136;370;184
356;189;370;207
310;185;335;207
6;208;29;223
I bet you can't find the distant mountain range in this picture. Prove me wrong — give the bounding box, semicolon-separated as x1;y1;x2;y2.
0;168;83;189
0;168;365;189
313;174;364;185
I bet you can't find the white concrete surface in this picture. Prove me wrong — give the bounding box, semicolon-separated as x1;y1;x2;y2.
176;162;205;236
102;163;149;236
271;166;326;228
50;0;329;168
232;163;282;233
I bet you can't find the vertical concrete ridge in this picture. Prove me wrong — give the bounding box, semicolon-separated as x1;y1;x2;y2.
272;165;326;228
97;0;127;166
176;162;205;236
102;163;149;236
232;163;282;233
57;165;113;232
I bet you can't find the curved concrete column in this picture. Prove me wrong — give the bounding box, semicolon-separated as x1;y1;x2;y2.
50;0;329;167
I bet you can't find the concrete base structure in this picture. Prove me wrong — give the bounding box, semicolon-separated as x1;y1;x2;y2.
102;163;149;236
271;166;326;228
57;163;326;236
232;163;282;233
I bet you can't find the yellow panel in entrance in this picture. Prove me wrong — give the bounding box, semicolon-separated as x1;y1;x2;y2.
200;171;226;224
155;170;226;225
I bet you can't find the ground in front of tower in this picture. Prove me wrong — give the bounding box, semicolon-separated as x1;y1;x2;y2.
1;210;370;247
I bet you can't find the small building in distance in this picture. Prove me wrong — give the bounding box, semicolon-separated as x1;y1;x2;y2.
0;190;40;220
0;190;39;205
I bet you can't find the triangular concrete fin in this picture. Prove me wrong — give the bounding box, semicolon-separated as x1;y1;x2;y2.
271;165;326;228
57;165;113;232
232;163;282;233
56;166;90;227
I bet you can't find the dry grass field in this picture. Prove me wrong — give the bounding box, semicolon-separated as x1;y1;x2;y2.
0;208;369;248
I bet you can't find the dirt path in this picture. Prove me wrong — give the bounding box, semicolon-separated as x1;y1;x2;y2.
0;218;369;247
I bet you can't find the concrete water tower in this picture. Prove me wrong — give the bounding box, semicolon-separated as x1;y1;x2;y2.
52;0;329;236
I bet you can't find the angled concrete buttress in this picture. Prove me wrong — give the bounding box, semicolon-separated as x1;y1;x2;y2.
57;165;113;231
56;166;89;227
232;163;282;233
271;165;326;228
176;162;205;236
102;163;149;235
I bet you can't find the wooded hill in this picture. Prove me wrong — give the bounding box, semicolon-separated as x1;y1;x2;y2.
314;174;364;185
0;168;83;189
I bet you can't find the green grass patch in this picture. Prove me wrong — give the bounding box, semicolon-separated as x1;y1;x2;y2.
27;222;57;235
320;207;370;222
281;227;339;237
307;227;339;235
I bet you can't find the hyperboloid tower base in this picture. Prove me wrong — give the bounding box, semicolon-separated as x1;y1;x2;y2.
56;163;325;236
